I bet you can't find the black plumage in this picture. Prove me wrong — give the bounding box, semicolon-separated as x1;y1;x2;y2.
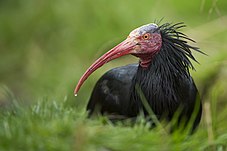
76;22;203;131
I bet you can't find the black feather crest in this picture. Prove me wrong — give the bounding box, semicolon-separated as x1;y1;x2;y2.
156;22;205;72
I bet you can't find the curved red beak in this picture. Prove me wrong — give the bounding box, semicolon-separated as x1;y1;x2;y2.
74;38;137;96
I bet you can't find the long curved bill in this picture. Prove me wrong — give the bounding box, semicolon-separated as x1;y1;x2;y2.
74;38;137;96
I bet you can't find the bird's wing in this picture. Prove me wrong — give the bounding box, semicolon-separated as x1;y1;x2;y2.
87;63;138;116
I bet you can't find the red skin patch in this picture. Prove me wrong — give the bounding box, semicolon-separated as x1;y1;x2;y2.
132;33;162;68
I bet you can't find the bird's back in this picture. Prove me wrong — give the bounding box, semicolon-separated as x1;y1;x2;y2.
87;64;138;118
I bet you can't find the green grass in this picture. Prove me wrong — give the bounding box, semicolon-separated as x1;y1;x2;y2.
0;95;227;151
1;84;227;151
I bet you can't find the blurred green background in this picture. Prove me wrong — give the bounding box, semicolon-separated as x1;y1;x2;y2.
0;0;227;108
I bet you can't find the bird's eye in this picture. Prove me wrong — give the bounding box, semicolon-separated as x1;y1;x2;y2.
143;33;150;40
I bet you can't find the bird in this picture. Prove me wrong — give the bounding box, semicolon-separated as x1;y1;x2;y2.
74;22;204;131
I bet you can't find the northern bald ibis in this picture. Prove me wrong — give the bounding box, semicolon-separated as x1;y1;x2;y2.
74;22;203;131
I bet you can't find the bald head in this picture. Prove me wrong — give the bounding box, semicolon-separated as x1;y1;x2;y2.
129;23;159;37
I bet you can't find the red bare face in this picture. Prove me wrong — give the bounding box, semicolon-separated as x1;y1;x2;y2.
74;23;162;95
129;32;162;68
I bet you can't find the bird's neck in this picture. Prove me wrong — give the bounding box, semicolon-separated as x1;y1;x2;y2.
133;54;154;68
128;47;191;116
